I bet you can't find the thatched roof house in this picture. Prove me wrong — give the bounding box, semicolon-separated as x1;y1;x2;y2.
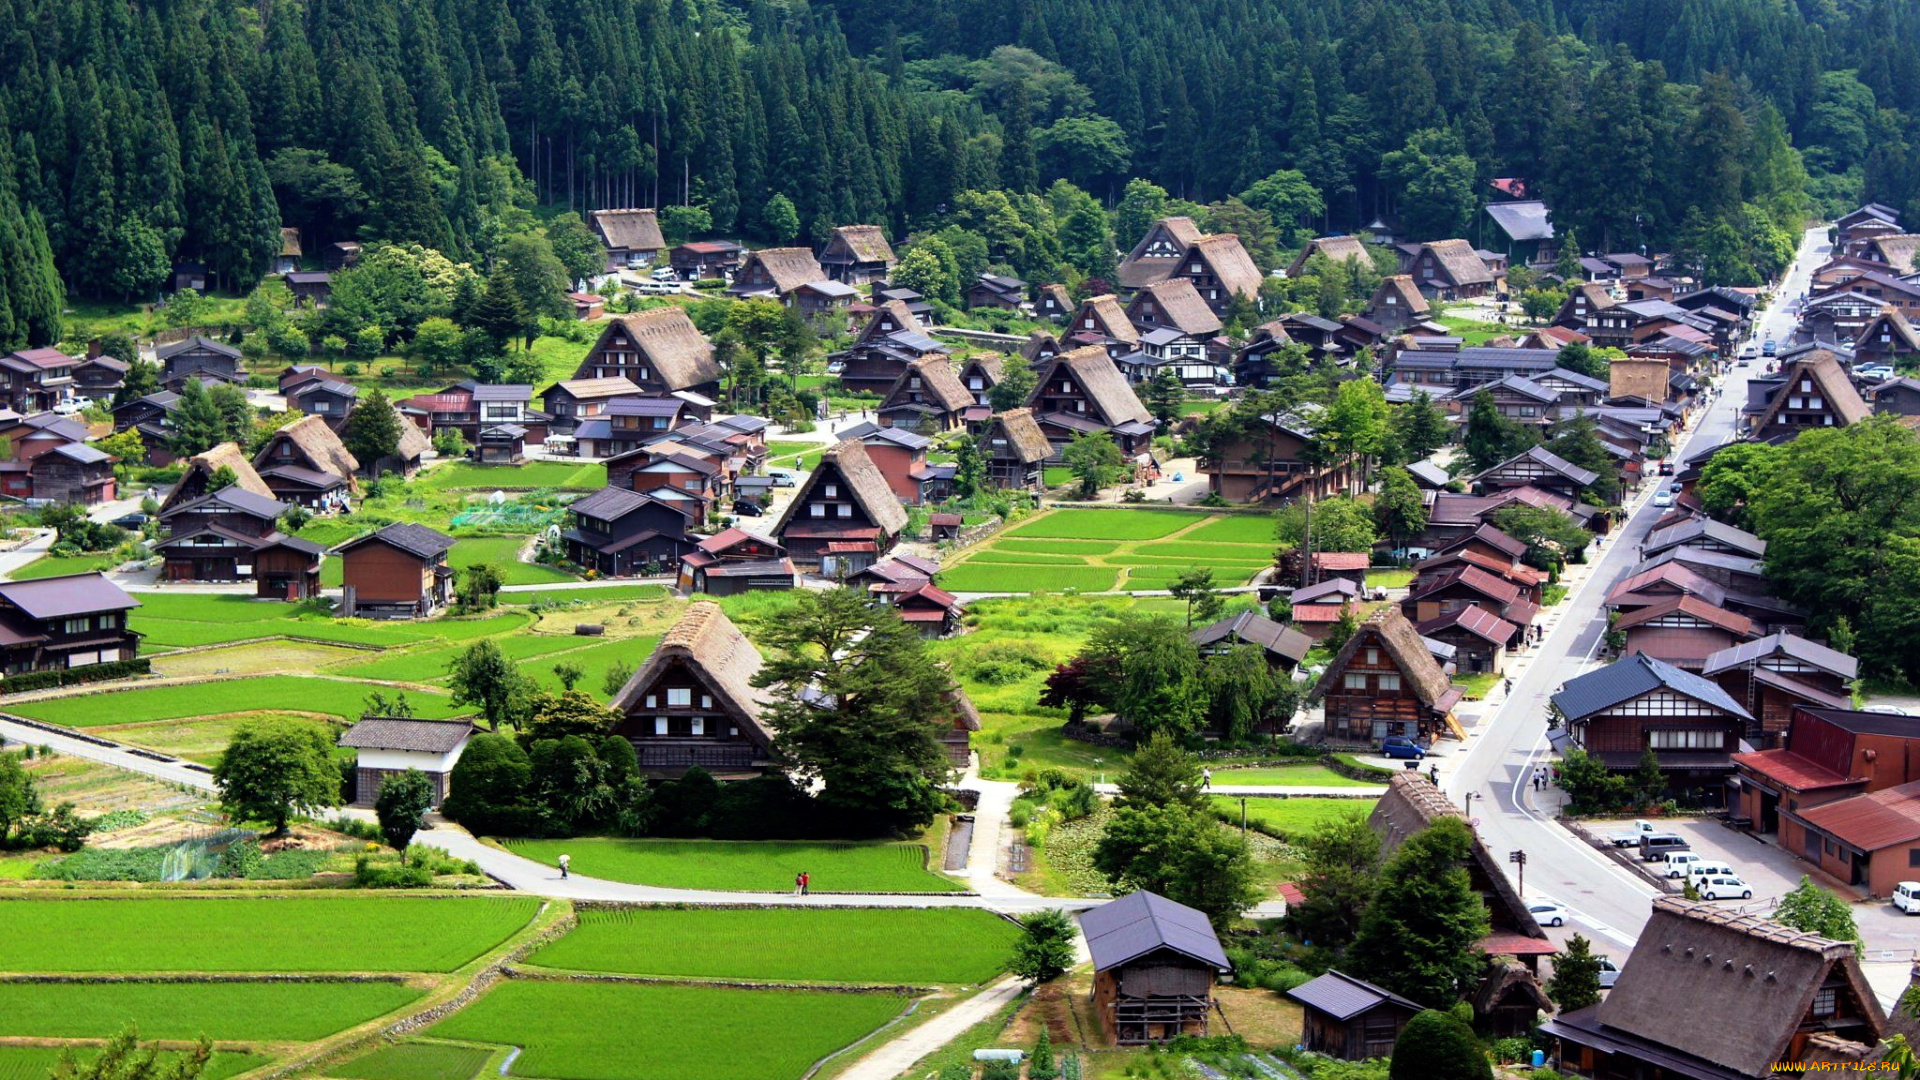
771;438;910;572
610;601;776;778
729;247;829;298
159;441;273;516
1368;772;1550;956
1311;609;1464;745
574;308;722;393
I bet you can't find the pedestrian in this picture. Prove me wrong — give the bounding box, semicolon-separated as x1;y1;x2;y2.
1504;677;1513;695
795;872;804;896
1201;767;1211;790
1428;763;1439;786
558;853;570;879
801;871;810;896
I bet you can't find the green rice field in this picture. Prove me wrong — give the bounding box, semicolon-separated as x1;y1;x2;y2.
0;897;539;973
429;981;906;1080
502;838;962;893
528;908;1017;985
8;676;463;726
1213;796;1378;839
7;552;123;581
418;462;606;490
330;1042;494;1080
1004;508;1204;540
942;508;1274;593
0;980;425;1041
503;585;669;605
129;596;530;651
0;1046;269;1080
1206;765;1384;788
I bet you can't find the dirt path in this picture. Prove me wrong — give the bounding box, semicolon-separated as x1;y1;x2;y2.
832;976;1025;1080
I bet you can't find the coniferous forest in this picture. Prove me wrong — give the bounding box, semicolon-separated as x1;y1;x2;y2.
0;0;1917;351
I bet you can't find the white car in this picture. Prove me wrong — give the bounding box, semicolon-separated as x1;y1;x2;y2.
1696;874;1753;901
1528;902;1568;927
1653;490;1674;508
1893;881;1920;914
52;396;92;415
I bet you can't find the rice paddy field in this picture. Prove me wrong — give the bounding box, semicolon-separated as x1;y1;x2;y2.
417;461;607;491
0;1047;270;1080
502;838;963;893
939;508;1277;593
527;908;1017;985
0;981;426;1041
329;1041;495;1080
0;897;539;973
1213;796;1378;839
427;981;908;1080
8;676;462;726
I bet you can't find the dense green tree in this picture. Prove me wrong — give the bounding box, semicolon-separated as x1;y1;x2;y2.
988;360;1036;412
1391;392;1448;463
1061;431;1126;497
544;214;605;286
1093;804;1262;929
1463;391;1537;472
0;752;39;842
1546;934;1605;1013
762;195;801;244
1087;617;1206;738
213;719;340;836
374;769;434;851
1547;413;1621;503
1115;732;1206;811
441;734;532;834
342;388;402;471
1774;876;1862;943
1201;644;1296;742
1276;496;1376;555
52;1027;211;1080
1489;503;1591;570
166;378;232;458
1142;368;1185;427
1009;909;1077;983
1379;128;1478;239
1292;807;1381;948
1169;568;1223;626
1352;817;1492;1006
446;639;537;731
1388;1010;1492;1080
1373;466;1429;551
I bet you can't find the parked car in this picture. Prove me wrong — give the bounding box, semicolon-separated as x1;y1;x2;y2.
1657;460;1676;475
1638;833;1691;862
1762;339;1779;357
825;360;846;375
1605;820;1658;847
1528;902;1568;928
110;512;150;530
1738;344;1759;360
732;499;764;517
1669;480;1684;493
651;265;677;280
1696;874;1752;900
53;396;92;415
1893;881;1920;914
1858;364;1895;381
1661;852;1706;879
1597;956;1621;989
766;469;798;488
1379;736;1427;760
1683;861;1737;887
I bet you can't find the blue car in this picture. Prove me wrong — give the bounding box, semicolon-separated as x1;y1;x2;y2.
1380;736;1427;760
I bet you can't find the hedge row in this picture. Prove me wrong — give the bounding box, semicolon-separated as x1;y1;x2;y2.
1;657;151;695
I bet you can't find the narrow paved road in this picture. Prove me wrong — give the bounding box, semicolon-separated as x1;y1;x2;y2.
1442;225;1830;951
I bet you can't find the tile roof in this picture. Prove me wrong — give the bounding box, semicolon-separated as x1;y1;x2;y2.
1189;611;1312;664
336;523;456;560
0;573;139;620
1417;603;1518;645
339;717;476;753
1552;653;1751;722
1287;970;1422;1020
1079;890;1230;973
1702;633;1858;680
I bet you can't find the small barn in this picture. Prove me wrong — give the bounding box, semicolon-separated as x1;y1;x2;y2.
338;717;476;807
1287;971;1423;1061
1080;891;1231;1045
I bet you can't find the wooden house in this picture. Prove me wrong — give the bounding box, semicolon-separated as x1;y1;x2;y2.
285;271;332;306
1870;376;1920;417
1116;217;1260;313
1416;605;1518;676
156;336;243;390
838;422;936;506
1027;346;1158;458
339;717;474;808
0;573;140;675
287;377;358;430
1198;410;1351;503
571;397;687;459
1311;609;1464;746
1288;972;1423;1061
561;487;695;576
0;348;74;414
1230;322;1299;389
1643;516;1766;561
1079;891;1232;1045
818;225;895;285
1837;202;1903;249
1190;611;1311;673
590;208;665;270
158;442;275;517
966;273;1026;311
541;376;644;435
111;391;177;453
570;309;723;400
726;247;830;303
669;240;744;281
1543;898;1885;1079
1471;445;1601;501
1036;283;1074;322
1615;596;1758;671
1705;635;1859;746
155;486;323;598
1064;294;1140;357
793;278;858;319
885;581;967;638
1550;653;1752;802
1117;216;1207;293
609;601;775;778
1404;563;1526;625
606;450;719;525
835;300;951;396
676;528;795;597
569;292;604;320
274;227;302;275
958;352;1004;413
325;241;361;270
332;523;456;619
1363;275;1430;335
1406;239;1496;299
1853;307;1920;368
981;408;1050;492
1286;236;1374;278
770;438;908;575
1734;704;1920;861
877;357;972;434
72;347;128;398
1744;349;1870;441
21;440;115;505
1483;199;1556;265
252;415;357;509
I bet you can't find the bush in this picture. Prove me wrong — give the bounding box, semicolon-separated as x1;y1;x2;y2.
981;1061;1020;1080
1490;1038;1534;1065
354;854;434;888
217;839;263;878
0;658;151;695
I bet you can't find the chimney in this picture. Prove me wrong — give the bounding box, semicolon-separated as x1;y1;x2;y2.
86;338;101;359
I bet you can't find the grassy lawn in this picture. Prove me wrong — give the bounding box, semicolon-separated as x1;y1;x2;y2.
1436;313;1516;345
0;1048;267;1080
1367;568;1415;589
129;596;531;651
1456;671;1500;700
524;334;595;385
1004;508;1205;540
1212;796;1377;840
96;713;345;767
0;980;424;1041
330;1042;494;1080
1207;764;1383;787
9;676;461;726
528;908;1017;985
503;584;669;605
0;897;538;973
338;632;603;684
420;461;606;491
502;837;961;893
1042;466;1074;488
7;552;127;581
429;981;907;1080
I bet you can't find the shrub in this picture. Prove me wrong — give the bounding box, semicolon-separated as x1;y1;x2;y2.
1489;1038;1534;1065
981;1060;1020;1080
0;657;150;695
354;854;434;888
217;839;263;878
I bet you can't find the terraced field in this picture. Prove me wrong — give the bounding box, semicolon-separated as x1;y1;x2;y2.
940;508;1276;592
503;838;962;893
9;676;462;726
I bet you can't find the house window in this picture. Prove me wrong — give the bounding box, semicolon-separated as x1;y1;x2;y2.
825;484;838;498
837;504;851;517
1378;674;1402;691
1812;988;1837;1018
691;717;704;736
1343;673;1367;689
810;504;825;517
1366;648;1379;665
654;718;668;735
62;618;89;634
667;688;691;707
1648;729;1724;749
701;695;712;709
644;694;657;709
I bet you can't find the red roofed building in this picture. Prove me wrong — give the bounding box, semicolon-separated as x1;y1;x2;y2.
1290;602;1355;643
884;581;966;638
675;528;795;597
1417;604;1518;675
1615;596;1759;670
1311;551;1370;587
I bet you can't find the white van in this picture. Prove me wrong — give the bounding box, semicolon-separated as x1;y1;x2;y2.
1683;861;1736;886
1661;852;1705;879
1894;881;1920;914
1697;874;1752;901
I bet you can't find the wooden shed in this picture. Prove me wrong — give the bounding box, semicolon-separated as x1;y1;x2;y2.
1287;970;1423;1060
1079;891;1231;1045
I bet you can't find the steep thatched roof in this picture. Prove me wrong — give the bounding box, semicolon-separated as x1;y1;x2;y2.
961;353;1005;388
392;404;430;461
1367;772;1547;943
1038;345;1152;426
984;408;1052;464
772;438;910;539
1131;278;1222;336
254;414;359;486
1423;238;1496;286
1190;234;1263;299
1288;235;1373;277
742;247;827;293
591;308;721;390
1868;234;1920;274
1075;294;1139;346
1310;608;1455;711
611;601;773;745
1753;348;1869;432
825;225;895;265
160;441;273;515
1369;275;1430;316
590;208;664;252
885;357;973;413
1858;306;1920;353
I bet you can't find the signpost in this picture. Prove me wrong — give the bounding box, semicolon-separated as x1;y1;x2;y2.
1510;849;1528;896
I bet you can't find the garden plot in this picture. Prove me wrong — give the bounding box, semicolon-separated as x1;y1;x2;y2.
428;981;908;1080
940;508;1275;593
8;676;463;726
95;714;346;767
503;838;963;893
330;1041;495;1080
0;896;539;973
527;908;1017;985
418;461;606;491
15;754;203;818
0;980;425;1041
1212;796;1377;839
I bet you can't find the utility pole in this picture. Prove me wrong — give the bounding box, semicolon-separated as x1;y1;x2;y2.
1240;797;1248;836
1510;849;1527;897
1301;494;1314;588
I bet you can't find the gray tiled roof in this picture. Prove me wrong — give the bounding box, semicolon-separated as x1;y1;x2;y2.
1287;970;1424;1021
1552;653;1751;722
1080;890;1230;973
339;717;476;753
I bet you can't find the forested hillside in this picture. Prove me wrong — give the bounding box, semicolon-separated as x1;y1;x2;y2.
0;0;1913;354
